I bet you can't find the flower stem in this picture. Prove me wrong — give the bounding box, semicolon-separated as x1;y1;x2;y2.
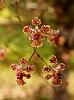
28;47;48;66
28;52;35;62
34;48;48;66
14;2;22;26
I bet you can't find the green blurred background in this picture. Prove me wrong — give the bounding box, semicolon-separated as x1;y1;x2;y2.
0;0;74;100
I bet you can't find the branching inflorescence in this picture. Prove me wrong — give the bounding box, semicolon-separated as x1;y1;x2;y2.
11;17;65;86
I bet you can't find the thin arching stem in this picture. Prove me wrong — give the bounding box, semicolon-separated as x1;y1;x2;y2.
28;52;35;62
28;47;48;66
28;47;36;62
36;50;48;66
14;2;22;26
